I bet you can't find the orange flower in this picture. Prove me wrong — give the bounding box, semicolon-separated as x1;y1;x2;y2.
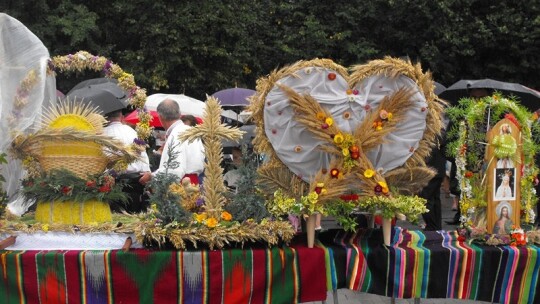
206;217;218;228
316;112;326;121
221;211;232;221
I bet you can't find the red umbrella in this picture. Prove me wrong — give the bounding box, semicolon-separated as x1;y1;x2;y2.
124;110;202;127
124;110;162;127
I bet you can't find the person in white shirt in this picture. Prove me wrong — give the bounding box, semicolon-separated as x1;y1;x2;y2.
139;99;205;185
104;110;151;173
104;110;151;213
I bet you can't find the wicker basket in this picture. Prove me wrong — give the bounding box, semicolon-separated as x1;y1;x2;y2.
37;140;108;178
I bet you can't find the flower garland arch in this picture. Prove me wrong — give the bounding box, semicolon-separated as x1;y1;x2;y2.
49;50;152;151
447;93;540;231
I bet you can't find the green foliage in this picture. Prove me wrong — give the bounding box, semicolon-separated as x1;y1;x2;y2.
324;199;358;232
147;143;192;224
21;169;127;203
224;146;270;222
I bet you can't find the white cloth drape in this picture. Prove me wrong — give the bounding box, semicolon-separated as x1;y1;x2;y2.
0;13;56;215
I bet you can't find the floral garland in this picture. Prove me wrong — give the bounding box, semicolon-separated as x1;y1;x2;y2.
356;194;428;222
49;51;151;152
447;93;540;231
21;169;126;203
459;225;528;246
0;153;8;216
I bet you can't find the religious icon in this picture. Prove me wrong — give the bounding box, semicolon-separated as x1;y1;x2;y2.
493;123;516;169
492;201;513;235
493;168;515;201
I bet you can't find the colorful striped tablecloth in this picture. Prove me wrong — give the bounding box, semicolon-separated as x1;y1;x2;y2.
0;243;327;304
320;227;540;304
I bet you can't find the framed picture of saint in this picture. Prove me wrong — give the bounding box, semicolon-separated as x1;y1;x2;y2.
493;168;516;201
492;201;513;234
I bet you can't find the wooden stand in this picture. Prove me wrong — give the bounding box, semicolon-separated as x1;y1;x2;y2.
122;237;133;252
306;214;317;248
382;218;392;246
0;236;17;250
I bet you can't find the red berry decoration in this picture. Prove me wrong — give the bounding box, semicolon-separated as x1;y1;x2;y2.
328;73;337;81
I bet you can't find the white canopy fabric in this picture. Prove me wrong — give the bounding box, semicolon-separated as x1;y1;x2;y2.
264;67;427;182
0;13;56;215
145;93;206;117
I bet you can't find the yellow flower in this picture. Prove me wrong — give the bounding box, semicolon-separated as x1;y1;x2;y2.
376;125;383;131
316;182;325;188
194;213;208;223
378;181;388;189
325;117;334;126
206;217;218;228
342;148;350;156
321;188;328;195
364;169;375;178
316;112;326;120
387;112;393;120
221;211;232;221
334;133;344;144
42;224;49;232
307;191;319;202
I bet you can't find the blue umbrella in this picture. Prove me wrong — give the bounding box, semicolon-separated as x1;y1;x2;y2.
212;88;255;107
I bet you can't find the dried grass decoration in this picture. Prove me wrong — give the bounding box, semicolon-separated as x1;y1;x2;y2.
11;101;138;225
250;57;446;227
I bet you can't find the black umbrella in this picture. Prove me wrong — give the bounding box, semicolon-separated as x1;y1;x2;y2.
222;124;255;148
434;82;446;96
440;79;540;111
66;78;129;114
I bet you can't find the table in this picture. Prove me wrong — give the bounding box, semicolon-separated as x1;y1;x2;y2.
320;227;540;304
0;242;328;303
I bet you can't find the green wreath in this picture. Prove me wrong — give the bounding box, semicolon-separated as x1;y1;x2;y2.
446;93;540;229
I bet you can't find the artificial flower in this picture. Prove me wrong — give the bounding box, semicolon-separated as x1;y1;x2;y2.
334;133;344;144
342;148;350;156
379;110;389;120
325;117;334;126
330;168;340;178
316;112;326;120
364;169;374;178
221;211;232;221
194;213;207;223
206;217;218;228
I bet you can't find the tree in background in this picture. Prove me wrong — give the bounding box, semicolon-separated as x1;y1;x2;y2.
1;0;539;101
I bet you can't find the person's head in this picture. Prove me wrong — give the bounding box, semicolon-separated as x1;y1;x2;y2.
231;146;242;166
468;88;490;99
105;109;123;122
500;123;511;135
182;114;198;126
157;99;181;129
502;174;510;185
501;206;509;217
